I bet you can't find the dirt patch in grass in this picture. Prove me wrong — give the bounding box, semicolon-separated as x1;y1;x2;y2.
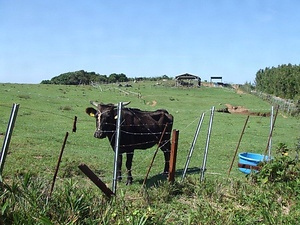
147;100;157;106
217;104;271;117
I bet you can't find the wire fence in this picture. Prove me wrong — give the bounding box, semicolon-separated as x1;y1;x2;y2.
1;102;296;186
251;91;299;115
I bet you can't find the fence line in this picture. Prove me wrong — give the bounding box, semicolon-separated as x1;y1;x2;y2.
2;102;286;184
251;91;298;115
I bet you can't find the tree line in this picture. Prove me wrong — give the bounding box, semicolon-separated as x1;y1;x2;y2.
41;70;171;85
255;64;300;100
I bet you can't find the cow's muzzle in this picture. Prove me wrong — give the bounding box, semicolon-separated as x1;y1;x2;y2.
94;131;105;139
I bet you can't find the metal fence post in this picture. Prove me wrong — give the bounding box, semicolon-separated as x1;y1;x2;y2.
142;123;168;186
0;103;19;182
264;106;279;160
49;132;69;198
112;102;123;194
200;106;215;182
268;106;274;158
228;115;249;176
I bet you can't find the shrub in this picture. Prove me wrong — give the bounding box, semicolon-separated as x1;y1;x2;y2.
250;142;300;184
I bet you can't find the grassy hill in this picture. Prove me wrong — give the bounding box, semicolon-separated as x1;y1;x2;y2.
0;82;299;224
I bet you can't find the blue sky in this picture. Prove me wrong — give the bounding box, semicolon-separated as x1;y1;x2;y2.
0;0;299;84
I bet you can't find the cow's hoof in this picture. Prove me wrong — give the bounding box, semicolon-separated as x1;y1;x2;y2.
161;171;169;177
117;176;122;181
126;179;133;185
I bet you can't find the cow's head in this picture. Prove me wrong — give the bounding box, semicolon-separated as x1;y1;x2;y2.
86;101;130;139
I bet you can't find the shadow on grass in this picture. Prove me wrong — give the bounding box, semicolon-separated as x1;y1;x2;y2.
137;167;200;188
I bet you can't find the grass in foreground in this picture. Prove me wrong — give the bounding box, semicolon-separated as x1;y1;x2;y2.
1;169;299;225
1;146;299;224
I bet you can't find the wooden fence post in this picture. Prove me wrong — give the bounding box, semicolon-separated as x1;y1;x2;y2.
168;129;179;183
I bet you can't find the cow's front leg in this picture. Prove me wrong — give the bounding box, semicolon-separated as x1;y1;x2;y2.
117;154;122;181
125;151;134;185
162;148;170;176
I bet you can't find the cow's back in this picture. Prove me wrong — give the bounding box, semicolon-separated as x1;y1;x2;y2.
118;108;173;151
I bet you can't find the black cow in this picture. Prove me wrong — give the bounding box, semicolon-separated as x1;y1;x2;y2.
86;101;174;185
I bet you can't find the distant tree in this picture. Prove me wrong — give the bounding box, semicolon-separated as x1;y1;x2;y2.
161;75;170;80
41;70;174;85
41;80;52;84
97;75;108;83
108;73;129;83
44;70;119;85
255;64;300;100
108;73;117;83
118;73;128;82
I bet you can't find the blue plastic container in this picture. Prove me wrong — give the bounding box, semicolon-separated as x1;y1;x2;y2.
238;152;271;174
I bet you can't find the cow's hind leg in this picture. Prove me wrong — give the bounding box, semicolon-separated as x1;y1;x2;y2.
117;154;122;181
125;151;134;185
161;141;170;175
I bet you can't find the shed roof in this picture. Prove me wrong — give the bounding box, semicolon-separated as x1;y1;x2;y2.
175;73;200;80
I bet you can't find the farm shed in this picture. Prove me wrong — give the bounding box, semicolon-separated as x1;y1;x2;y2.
209;76;231;87
210;76;222;83
175;73;201;87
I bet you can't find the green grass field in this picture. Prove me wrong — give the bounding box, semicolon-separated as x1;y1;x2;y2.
1;82;298;180
0;82;299;224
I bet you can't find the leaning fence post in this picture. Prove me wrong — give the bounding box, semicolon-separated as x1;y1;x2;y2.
142;123;168;187
112;102;123;194
0;103;19;182
49;132;69;198
267;106;274;159
228;115;249;176
200;106;215;182
182;113;205;181
78;164;114;198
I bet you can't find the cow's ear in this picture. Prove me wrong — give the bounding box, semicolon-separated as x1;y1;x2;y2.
86;107;97;117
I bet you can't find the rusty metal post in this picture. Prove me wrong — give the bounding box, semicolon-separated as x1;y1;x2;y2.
72;116;77;132
78;164;114;198
49;132;69;197
0;103;19;182
228;115;249;176
142;123;168;186
168;129;179;183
